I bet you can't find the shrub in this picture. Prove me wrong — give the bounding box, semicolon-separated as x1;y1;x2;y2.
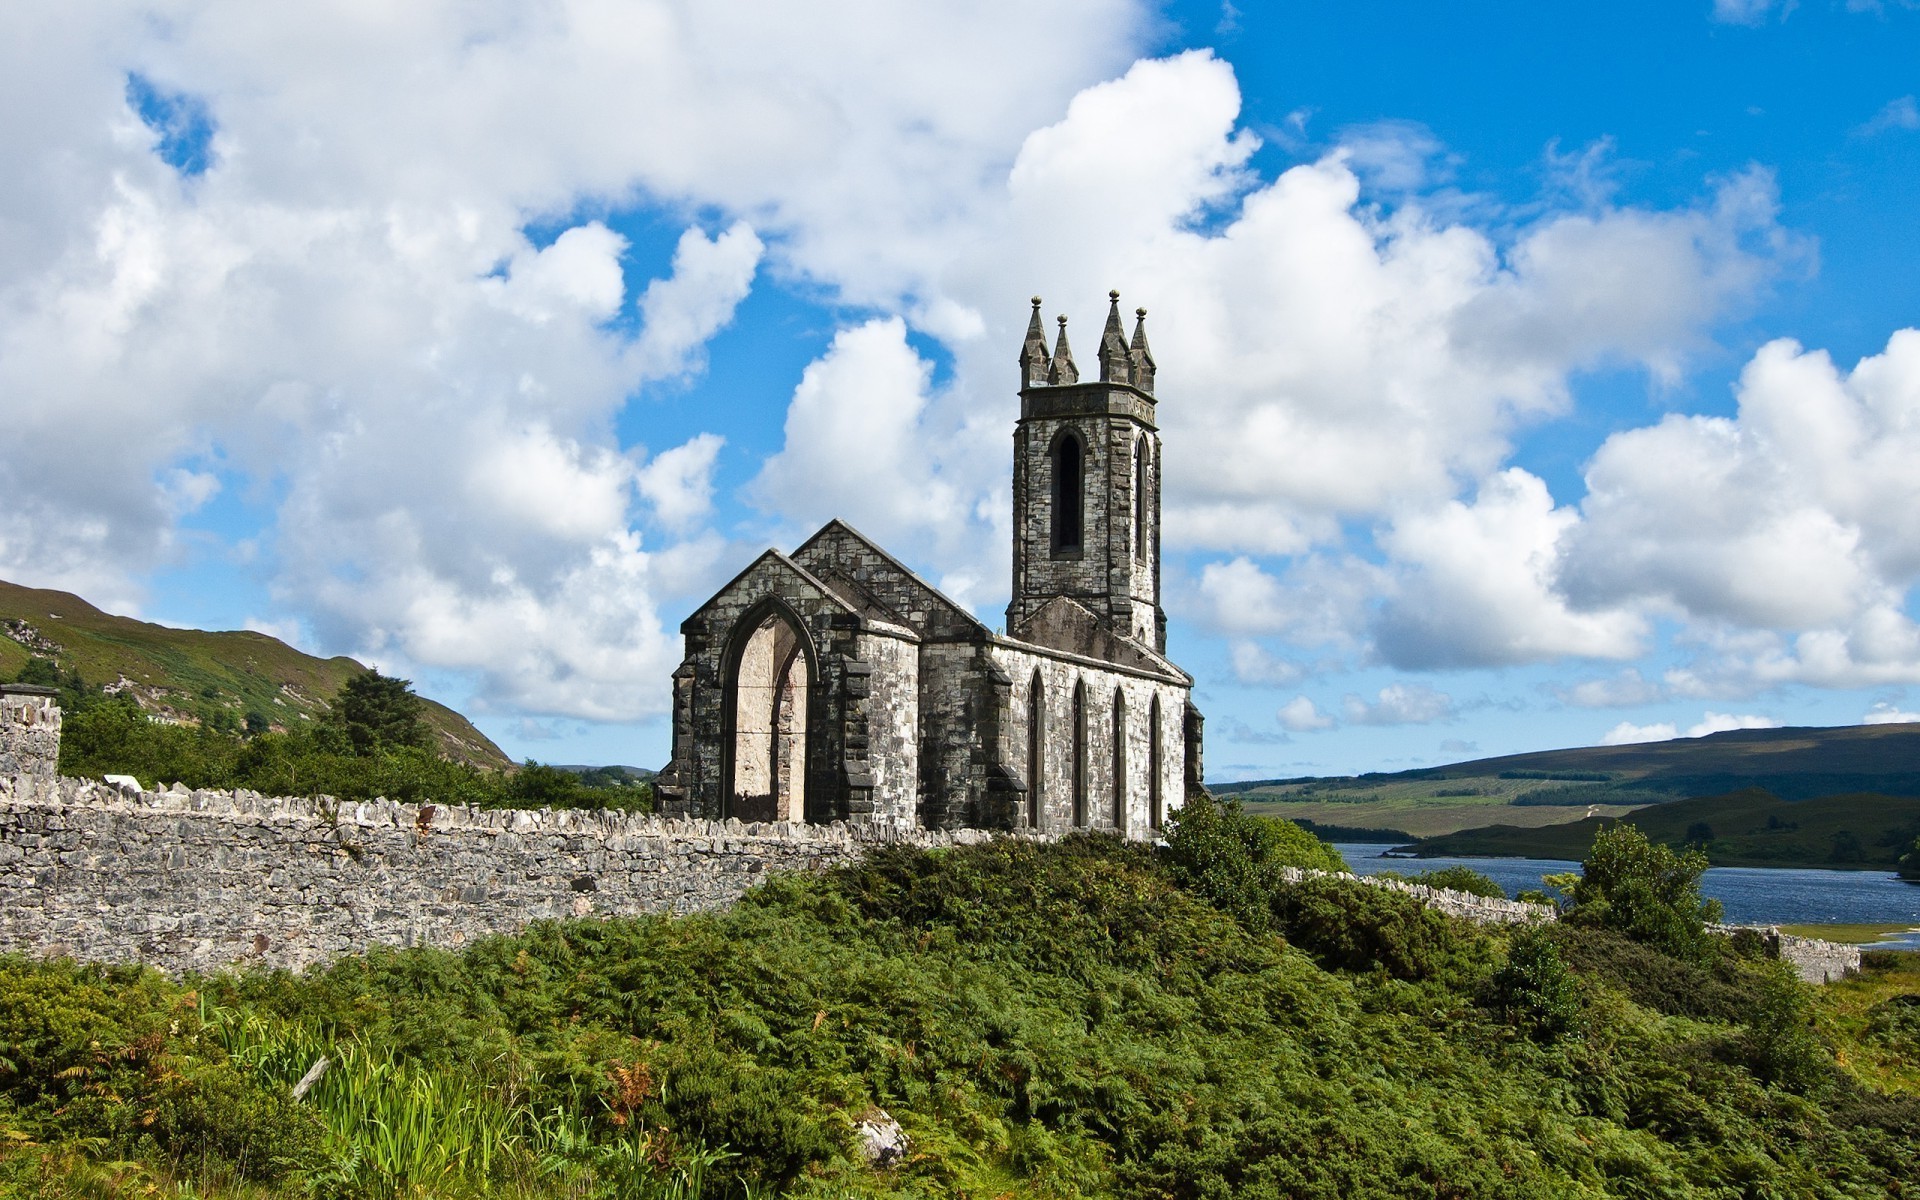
1740;961;1830;1091
1159;795;1345;931
1269;875;1491;983
1485;925;1581;1040
1563;823;1722;962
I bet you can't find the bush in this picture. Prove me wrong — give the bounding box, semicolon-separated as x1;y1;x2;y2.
1563;823;1722;961
1485;924;1581;1040
1159;795;1345;932
1268;875;1492;983
1740;961;1830;1091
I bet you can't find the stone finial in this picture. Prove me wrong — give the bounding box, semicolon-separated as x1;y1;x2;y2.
1130;305;1156;395
1019;295;1052;387
1098;289;1132;384
1048;314;1079;385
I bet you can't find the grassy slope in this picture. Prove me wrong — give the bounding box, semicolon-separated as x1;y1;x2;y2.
1410;788;1920;868
0;579;510;770
1220;722;1920;838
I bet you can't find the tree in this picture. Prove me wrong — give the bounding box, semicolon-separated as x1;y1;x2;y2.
1898;836;1920;882
327;668;431;757
1564;823;1722;962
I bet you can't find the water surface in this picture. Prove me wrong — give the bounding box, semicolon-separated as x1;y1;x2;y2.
1333;842;1920;951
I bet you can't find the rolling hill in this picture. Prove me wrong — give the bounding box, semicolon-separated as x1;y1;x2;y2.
1214;723;1920;838
1407;787;1920;869
0;579;510;770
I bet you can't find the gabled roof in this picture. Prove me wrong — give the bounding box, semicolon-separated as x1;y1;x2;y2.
1007;595;1192;683
679;547;857;630
792;519;992;641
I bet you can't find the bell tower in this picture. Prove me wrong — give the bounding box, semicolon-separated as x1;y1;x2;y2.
1008;291;1165;651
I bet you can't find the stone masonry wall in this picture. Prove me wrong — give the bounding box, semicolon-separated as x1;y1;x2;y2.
0;689;61;780
0;768;1859;984
0;772;988;975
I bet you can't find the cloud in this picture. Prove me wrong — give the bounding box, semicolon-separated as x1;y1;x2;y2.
1277;696;1335;732
1373;468;1646;669
1711;0;1794;24
1601;710;1780;746
1342;683;1456;726
637;434;724;532
1227;640;1303;685
629;222;763;381
1216;715;1293;745
1555;669;1666;709
1564;330;1920;688
1857;95;1920;137
1863;701;1920;724
1601;720;1678;745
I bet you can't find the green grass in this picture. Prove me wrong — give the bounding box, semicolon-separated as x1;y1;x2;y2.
0;578;509;768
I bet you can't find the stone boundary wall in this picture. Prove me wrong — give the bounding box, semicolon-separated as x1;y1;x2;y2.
0;773;988;975
0;773;1861;983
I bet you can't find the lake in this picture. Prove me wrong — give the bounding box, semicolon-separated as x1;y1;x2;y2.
1334;842;1920;951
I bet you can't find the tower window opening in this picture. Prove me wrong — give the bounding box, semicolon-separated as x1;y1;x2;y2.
1134;439;1149;558
1052;431;1083;553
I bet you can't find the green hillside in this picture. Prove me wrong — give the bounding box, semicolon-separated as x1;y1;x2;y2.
0;578;509;770
1217;723;1920;838
1409;788;1920;869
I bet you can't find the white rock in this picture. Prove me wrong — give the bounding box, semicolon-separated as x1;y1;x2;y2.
854;1108;908;1167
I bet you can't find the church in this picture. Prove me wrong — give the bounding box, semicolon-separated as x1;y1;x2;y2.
655;292;1202;835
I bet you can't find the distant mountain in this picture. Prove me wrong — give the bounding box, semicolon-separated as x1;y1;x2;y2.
1213;723;1920;840
1408;788;1920;870
1217;722;1920;800
0;579;510;770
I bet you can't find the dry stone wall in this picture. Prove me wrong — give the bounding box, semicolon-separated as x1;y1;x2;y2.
0;773;988;975
0;767;1859;984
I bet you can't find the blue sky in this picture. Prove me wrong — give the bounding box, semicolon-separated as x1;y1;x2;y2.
2;1;1918;778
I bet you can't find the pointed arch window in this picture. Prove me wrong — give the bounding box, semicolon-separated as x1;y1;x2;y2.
1071;678;1088;828
1111;688;1127;830
1027;669;1045;828
1148;693;1163;832
1052;429;1084;554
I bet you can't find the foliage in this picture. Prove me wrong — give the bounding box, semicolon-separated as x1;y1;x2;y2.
1561;824;1723;962
326;668;432;756
45;677;650;813
2;838;1917;1198
1159;795;1346;931
1486;924;1582;1041
1899;835;1920;880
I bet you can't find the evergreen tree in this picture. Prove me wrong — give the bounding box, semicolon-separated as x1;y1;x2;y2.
327;668;431;757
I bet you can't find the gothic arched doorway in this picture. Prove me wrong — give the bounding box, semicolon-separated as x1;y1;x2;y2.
723;605;813;823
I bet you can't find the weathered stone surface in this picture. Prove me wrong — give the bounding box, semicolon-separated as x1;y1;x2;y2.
0;773;989;974
0;688;60;781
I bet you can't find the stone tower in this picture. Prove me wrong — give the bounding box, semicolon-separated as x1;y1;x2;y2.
1008;291;1165;651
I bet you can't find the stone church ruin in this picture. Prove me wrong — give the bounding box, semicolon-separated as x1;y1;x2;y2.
656;293;1204;834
